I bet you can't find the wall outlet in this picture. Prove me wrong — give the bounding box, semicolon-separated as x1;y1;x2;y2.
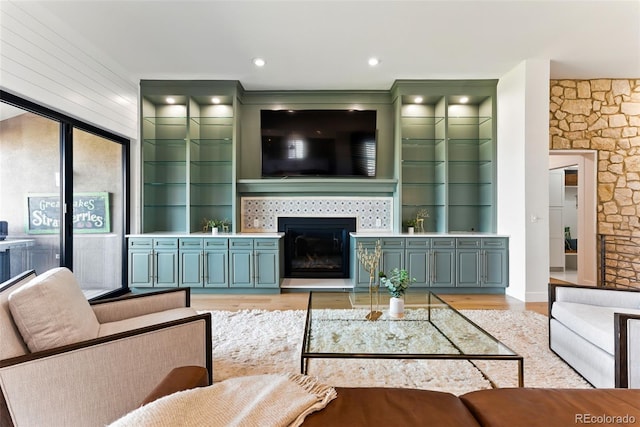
375;218;382;227
253;219;260;228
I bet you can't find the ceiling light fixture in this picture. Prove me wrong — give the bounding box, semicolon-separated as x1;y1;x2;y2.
212;97;221;104
166;97;176;104
460;96;469;104
414;96;423;104
368;57;380;67
253;57;266;67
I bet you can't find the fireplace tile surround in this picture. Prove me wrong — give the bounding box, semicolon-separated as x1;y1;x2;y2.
240;197;393;233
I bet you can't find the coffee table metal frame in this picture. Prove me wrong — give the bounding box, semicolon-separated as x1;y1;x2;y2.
300;291;524;387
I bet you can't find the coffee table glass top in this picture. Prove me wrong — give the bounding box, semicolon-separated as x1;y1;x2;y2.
302;291;518;358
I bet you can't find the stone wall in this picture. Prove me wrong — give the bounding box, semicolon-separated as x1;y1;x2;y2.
550;79;640;288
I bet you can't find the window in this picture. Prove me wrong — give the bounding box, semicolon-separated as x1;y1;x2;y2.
0;91;129;299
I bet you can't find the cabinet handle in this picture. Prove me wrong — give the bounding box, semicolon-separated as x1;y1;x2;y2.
201;252;205;282
483;250;488;282
431;251;436;283
152;252;158;281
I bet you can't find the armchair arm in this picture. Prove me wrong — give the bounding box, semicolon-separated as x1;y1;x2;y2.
91;288;191;323
0;313;212;427
615;312;640;388
549;283;640;312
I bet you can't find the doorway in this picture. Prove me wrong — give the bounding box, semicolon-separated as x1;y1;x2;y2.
549;151;597;285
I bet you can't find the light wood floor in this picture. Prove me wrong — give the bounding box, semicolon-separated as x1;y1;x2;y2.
191;292;549;316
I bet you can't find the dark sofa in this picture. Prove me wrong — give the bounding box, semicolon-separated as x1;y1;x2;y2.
148;367;640;427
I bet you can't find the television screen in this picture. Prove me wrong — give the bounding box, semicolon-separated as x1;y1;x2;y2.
260;109;377;177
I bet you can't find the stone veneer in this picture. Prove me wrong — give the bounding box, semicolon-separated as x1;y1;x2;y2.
550;79;640;288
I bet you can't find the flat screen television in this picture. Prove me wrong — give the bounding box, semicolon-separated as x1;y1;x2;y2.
260;109;377;177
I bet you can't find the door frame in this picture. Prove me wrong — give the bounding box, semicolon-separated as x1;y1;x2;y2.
549;150;597;285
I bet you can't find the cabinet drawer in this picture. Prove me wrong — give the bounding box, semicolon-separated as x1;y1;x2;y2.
381;238;405;249
406;238;430;249
128;238;153;249
482;238;507;249
179;238;203;249
432;238;455;249
255;239;279;249
229;239;254;249
204;238;228;249
353;238;379;249
154;238;178;249
456;238;481;249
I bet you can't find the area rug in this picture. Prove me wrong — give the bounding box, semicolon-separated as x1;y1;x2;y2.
204;309;592;395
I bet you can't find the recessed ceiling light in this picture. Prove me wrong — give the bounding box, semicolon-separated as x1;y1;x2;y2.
460;96;469;104
211;97;221;104
368;57;380;67
414;96;423;104
166;97;176;104
253;57;266;67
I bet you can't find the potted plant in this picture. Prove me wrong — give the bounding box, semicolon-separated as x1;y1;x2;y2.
380;268;415;318
403;219;417;234
203;218;231;234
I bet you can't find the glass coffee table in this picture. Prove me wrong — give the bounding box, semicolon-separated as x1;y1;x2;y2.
301;291;523;387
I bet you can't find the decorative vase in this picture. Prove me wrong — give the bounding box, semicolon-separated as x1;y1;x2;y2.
211;227;219;235
407;227;414;234
389;296;404;318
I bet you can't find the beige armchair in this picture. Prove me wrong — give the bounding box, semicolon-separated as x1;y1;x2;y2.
0;268;212;427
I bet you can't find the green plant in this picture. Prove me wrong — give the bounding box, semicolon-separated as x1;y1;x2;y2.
202;218;231;232
403;219;417;229
380;268;415;298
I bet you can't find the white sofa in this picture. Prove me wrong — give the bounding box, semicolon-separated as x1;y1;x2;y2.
0;268;212;427
549;283;640;388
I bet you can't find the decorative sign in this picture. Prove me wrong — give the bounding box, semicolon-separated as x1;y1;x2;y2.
26;192;111;234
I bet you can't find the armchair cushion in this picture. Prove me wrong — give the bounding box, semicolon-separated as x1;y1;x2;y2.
98;307;197;337
552;301;640;355
7;267;100;352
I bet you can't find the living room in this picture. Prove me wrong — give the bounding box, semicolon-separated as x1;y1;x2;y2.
1;1;639;426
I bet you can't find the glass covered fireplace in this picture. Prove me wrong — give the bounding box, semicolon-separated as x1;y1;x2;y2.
278;217;356;278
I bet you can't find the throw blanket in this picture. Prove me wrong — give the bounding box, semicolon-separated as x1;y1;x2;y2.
109;373;337;427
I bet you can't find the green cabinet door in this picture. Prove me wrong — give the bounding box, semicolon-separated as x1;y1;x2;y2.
405;249;429;287
405;238;430;287
351;238;379;288
128;238;153;287
154;238;179;287
155;249;179;286
179;238;204;287
204;250;228;287
483;249;507;287
431;238;455;287
254;239;281;288
229;239;254;288
456;249;481;287
204;238;229;288
180;250;203;287
229;250;253;287
432;249;455;287
128;249;153;287
482;238;508;287
456;238;481;287
255;250;279;288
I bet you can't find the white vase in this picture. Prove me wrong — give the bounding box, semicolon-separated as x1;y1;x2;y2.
407;227;414;234
211;227;219;235
389;296;404;318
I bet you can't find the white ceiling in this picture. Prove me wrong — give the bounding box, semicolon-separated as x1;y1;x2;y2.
28;1;640;90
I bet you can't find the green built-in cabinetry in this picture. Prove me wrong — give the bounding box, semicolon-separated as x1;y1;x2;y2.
350;235;508;290
128;235;282;290
141;81;239;233
394;80;497;233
